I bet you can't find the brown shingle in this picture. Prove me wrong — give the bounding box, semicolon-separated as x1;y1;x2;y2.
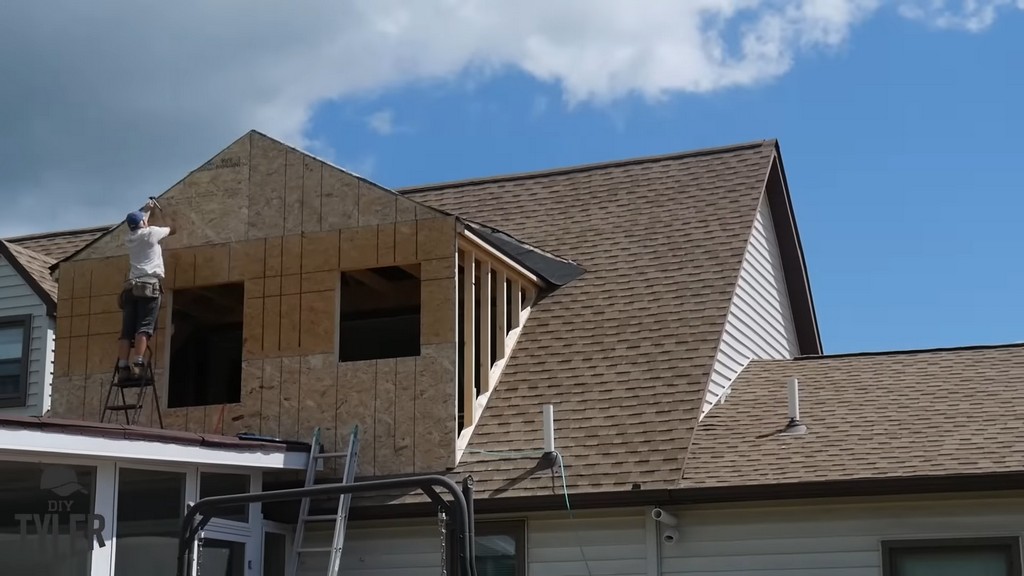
401;141;779;499
5;225;112;261
1;240;57;300
682;344;1024;488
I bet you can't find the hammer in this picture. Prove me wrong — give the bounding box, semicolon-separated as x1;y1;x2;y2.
147;196;163;211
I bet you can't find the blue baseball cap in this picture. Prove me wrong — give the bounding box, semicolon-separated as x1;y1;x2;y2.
126;211;146;231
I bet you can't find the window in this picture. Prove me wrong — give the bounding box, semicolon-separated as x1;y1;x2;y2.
168;283;244;408
339;265;420;362
0;315;31;408
882;537;1023;576
448;519;526;576
199;472;251;523
114;468;187;576
0;461;98;574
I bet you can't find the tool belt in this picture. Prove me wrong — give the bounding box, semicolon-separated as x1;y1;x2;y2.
121;277;163;300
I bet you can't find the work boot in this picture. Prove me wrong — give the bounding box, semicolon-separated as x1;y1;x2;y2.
130;358;146;380
117;364;131;382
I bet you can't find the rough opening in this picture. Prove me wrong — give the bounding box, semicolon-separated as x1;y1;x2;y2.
167;283;244;408
339;264;421;362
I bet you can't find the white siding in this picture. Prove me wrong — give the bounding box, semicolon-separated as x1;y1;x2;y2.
704;197;800;416
296;508;649;576
0;255;52;416
662;494;1024;576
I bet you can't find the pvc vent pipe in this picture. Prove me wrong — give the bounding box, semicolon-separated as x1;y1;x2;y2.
543;405;555;454
787;378;800;421
662;528;679;545
651;507;678;526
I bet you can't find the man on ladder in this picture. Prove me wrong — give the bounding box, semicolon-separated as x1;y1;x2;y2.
117;198;174;382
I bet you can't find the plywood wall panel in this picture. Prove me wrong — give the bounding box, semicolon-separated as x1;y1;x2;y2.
57;263;76;302
236;359;264;435
302;231;340;273
278;356;301;440
90;257;128;295
338;227;377;270
301;271;336;293
373;359;400;476
243;297;264;358
421;278;456;345
282;235;302;276
264;276;282;297
193;244;230;286
174;250;196;289
53;337;70;378
280;295;301;353
299;354;337;468
357;182;396;227
230;239;266;281
421;257;456;280
302;157;323;233
265;237;283;277
396;197;419;222
299;291;334;354
68;336;88;376
53;376;85;421
281;274;301;296
88;313;121;336
263;296;281;354
245;278;264;299
260;358;282;438
162;407;188;432
416;217;456;261
72;262;92;299
414;342;456;472
85;335;117;375
248;132;287;239
83;373;108;422
284;150;305;235
337;360;376;477
394;357;417;471
394;221;418;263
321;168;359;230
71;315;89;338
90;295;120;315
186;406;206;434
377;224;396;265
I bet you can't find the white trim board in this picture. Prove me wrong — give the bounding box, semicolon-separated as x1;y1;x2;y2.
0;428;308;469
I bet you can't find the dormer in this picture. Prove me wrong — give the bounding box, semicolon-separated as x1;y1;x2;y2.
47;130;582;478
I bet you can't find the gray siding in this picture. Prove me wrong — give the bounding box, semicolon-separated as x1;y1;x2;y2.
297;509;649;576
704;197;799;416
0;256;52;416
662;495;1024;576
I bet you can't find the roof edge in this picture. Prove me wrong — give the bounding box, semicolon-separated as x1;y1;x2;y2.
792;339;1024;361
0;241;56;316
399;140;776;194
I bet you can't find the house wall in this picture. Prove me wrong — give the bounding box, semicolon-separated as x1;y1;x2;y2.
298;507;651;576
704;196;800;416
48;131;459;476
0;255;53;416
662;493;1024;576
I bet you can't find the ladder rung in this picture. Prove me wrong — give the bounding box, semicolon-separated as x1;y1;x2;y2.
297;547;335;554
112;379;152;389
301;514;341;522
104;404;141;412
315;452;350;459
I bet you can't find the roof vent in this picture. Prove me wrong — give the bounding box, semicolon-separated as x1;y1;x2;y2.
781;377;807;435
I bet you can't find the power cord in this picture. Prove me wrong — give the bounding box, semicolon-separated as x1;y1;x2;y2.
553;451;594;576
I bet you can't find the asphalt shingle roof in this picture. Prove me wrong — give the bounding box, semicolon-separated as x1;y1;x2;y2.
0;225;109;311
5;225;112;261
1;241;57;300
682;344;1024;488
402;141;780;498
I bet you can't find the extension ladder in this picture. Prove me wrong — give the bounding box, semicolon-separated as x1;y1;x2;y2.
288;425;361;576
100;344;164;428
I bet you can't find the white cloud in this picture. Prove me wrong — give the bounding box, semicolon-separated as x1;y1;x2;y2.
367;110;396;135
0;0;1019;236
899;0;1022;31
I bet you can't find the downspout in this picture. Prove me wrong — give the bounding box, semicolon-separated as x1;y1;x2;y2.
645;506;662;576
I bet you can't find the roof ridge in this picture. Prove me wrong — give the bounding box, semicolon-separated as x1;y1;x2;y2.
791;340;1024;361
3;224;115;243
399;139;777;193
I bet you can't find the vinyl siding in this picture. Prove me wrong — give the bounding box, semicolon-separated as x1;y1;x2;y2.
296;508;649;576
0;255;52;416
704;196;799;416
661;494;1024;576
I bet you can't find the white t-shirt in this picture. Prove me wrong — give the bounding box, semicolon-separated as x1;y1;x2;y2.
125;226;171;280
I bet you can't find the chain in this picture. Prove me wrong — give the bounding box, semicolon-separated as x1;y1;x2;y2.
438;507;448;576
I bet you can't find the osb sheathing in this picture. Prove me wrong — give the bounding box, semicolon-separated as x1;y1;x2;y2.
49;131;459;475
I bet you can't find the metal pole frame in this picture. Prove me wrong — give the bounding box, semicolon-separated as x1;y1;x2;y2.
176;475;478;576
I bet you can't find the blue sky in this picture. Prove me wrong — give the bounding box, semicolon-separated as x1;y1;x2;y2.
310;11;1023;355
2;1;1022;355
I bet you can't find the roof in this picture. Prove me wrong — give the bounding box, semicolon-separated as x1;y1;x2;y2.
0;415;309;453
0;225;109;315
681;343;1024;489
400;140;794;499
4;225;112;260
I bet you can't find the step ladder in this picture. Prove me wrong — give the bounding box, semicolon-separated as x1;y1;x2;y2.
288;424;361;576
100;345;164;428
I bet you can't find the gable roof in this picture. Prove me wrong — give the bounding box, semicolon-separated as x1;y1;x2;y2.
682;343;1024;490
0;225;109;315
399;140;817;500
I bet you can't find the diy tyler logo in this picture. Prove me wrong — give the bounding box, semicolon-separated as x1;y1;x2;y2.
15;465;106;550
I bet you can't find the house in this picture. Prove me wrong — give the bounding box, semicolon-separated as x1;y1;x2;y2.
0;226;108;416
4;130;1022;576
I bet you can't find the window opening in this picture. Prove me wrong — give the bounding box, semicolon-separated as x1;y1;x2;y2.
199;472;250;523
0;315;30;408
882;537;1022;576
339;265;421;362
168;283;244;408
